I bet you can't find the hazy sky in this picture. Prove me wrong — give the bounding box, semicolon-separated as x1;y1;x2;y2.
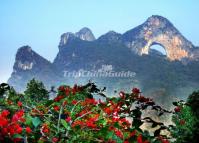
0;0;198;83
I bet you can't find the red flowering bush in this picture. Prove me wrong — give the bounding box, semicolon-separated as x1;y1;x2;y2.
0;82;174;143
171;100;199;143
0;108;32;142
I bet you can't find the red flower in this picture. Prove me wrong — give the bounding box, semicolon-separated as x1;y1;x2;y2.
104;107;112;115
114;129;123;139
1;110;10;117
72;100;78;105
132;88;141;94
174;106;181;112
16;126;23;134
65;117;71;123
72;120;84;128
17;101;23;107
130;130;136;137
86;120;96;128
53;106;60;111
137;134;149;143
137;134;143;143
12;110;24;122
85;98;98;105
9;128;15;136
1;127;8;135
58;86;65;91
54;95;64;102
65;87;71;96
26;127;32;134
0;117;8;127
89;114;100;122
72;84;78;95
42;124;50;134
52;137;59;143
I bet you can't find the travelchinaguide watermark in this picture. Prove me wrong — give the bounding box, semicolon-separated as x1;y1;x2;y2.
63;70;136;78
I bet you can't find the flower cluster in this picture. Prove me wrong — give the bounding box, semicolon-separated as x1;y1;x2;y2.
0;109;32;142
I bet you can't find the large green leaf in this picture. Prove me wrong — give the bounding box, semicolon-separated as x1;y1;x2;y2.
61;119;70;130
25;114;33;126
32;117;41;128
13;134;23;139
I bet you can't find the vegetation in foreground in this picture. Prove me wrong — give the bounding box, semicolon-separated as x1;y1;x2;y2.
0;79;199;143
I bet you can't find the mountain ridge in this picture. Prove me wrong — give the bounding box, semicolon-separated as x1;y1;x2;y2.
8;15;199;97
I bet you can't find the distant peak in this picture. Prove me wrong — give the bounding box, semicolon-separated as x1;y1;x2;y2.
146;15;172;26
76;27;95;41
98;30;121;42
59;27;96;48
148;15;167;20
18;45;32;52
16;46;35;61
14;45;51;71
122;15;194;61
78;27;92;33
106;30;119;35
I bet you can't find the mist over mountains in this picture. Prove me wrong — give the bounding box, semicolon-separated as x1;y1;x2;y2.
8;15;199;103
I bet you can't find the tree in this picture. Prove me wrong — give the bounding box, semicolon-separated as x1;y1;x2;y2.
186;91;199;142
187;90;199;116
24;78;49;103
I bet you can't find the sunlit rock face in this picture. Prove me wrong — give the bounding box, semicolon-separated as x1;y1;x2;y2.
8;46;60;91
12;46;53;72
59;27;95;48
59;32;76;47
122;15;194;61
75;27;96;41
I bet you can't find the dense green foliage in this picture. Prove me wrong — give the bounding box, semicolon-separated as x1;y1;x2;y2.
24;78;49;103
171;91;199;143
0;80;199;142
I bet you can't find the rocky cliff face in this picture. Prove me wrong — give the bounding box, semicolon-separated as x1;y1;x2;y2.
12;46;51;72
122;15;195;61
8;46;60;91
75;27;96;41
98;31;122;43
59;27;95;48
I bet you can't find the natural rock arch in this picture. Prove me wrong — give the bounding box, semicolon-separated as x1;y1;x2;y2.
149;43;167;55
123;15;194;61
139;35;189;61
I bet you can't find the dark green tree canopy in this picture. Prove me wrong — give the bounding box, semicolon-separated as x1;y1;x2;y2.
24;78;49;102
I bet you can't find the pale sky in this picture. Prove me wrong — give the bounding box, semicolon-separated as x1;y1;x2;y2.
0;0;198;83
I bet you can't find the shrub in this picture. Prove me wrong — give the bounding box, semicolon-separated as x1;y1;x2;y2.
0;81;177;143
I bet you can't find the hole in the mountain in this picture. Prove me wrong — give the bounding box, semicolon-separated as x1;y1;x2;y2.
150;44;166;55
